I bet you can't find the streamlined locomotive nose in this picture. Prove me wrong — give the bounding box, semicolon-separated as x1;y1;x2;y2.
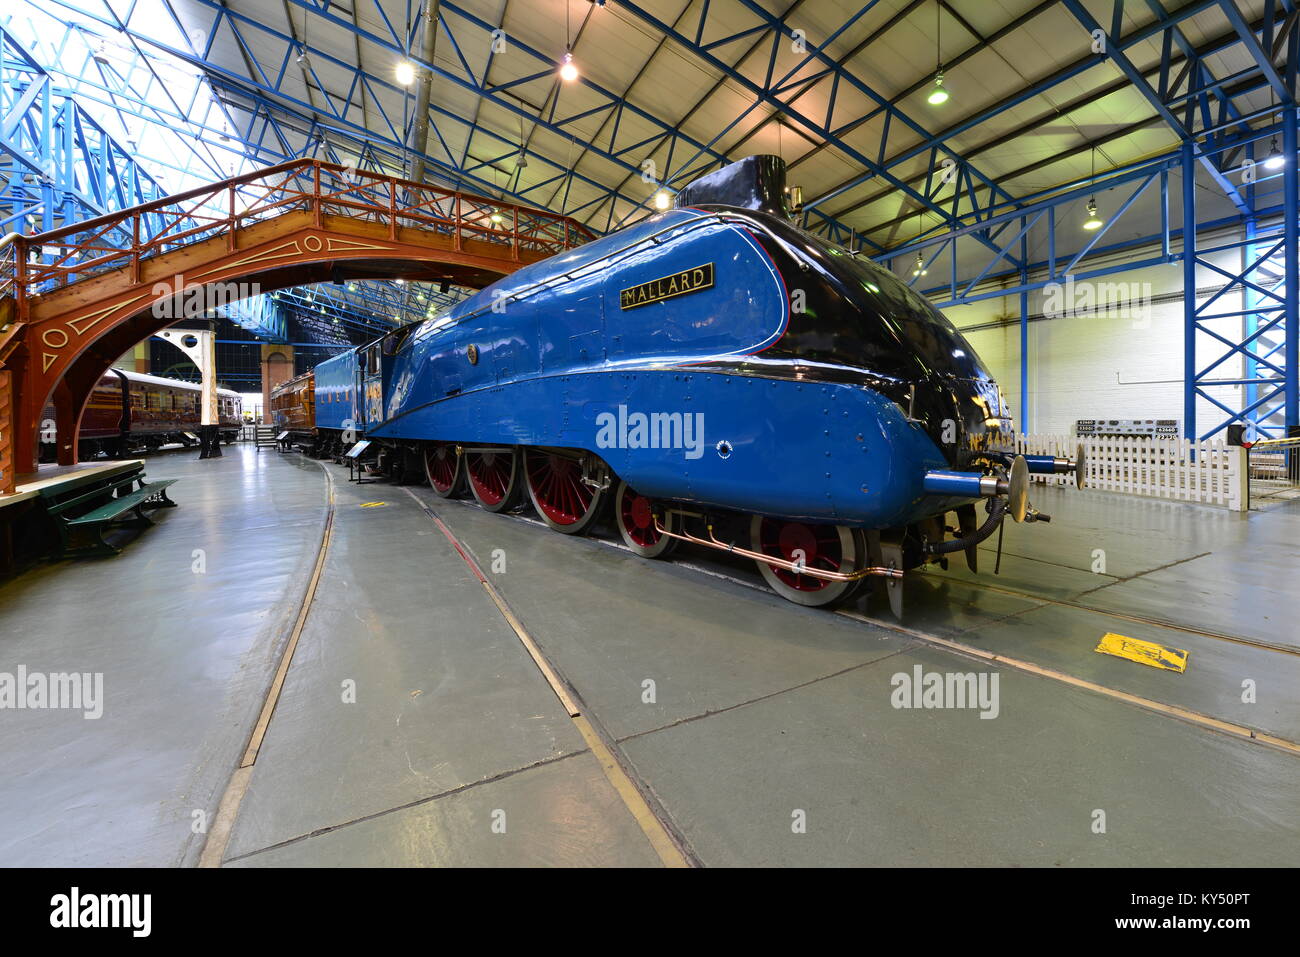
946;375;1017;461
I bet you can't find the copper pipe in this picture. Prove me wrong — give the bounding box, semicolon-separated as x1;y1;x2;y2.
652;516;904;581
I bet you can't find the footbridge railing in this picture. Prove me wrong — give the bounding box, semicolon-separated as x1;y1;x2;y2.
6;158;596;302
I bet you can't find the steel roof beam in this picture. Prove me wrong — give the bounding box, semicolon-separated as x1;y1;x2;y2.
808;0;1229;233
1062;0;1250;215
614;0;1016;229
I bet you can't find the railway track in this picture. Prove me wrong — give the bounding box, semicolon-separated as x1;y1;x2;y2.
200;458;1298;869
200;458;695;867
401;486;696;868
199;460;337;867
457;491;1297;661
912;568;1300;658
426;490;1300;758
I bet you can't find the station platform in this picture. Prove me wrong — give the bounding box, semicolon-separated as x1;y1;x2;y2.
0;460;154;574
0;460;147;510
0;444;1296;867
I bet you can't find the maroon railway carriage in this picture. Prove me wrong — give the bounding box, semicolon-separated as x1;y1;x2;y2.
268;371;317;452
39;369;242;461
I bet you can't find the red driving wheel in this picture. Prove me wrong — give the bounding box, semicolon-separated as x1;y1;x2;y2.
524;449;608;534
424;442;462;497
464;447;522;512
749;516;863;608
614;480;678;558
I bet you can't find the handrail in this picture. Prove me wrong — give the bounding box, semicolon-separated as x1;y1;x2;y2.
1246;436;1300;450
23;159;595;246
5;160;595;305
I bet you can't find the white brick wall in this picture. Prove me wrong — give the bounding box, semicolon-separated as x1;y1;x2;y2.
942;254;1246;437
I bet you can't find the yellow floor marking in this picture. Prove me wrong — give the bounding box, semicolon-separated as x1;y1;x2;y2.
1095;632;1189;673
840;610;1300;756
359;501;387;508
404;487;692;868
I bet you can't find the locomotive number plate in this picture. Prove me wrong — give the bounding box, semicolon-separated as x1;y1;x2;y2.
619;263;714;310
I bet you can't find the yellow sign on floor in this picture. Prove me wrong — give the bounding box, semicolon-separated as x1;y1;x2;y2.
1095;632;1188;673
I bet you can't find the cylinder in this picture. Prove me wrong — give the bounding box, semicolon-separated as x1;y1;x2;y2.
1023;454;1072;474
922;470;1004;498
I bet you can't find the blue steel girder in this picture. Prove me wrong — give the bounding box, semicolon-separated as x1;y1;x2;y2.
0;22;169;234
884;152;1183;306
272;276;465;340
37;0;653;228
883;115;1295;306
53;24;245;184
1217;0;1295;105
601;0;890;229
271;0;847;235
814;0;1287;238
1061;0;1252;216
4;15;455;334
1181;110;1298;440
611;0;1022;252
2;7;487;343
221;293;289;342
549;0;721;235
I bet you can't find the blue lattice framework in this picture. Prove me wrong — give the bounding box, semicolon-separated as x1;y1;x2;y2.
869;2;1299;440
0;20;294;341
0;23;169;235
0;17;436;338
1183;116;1298;441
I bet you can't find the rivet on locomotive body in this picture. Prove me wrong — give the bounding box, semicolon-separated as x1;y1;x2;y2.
466;344;479;364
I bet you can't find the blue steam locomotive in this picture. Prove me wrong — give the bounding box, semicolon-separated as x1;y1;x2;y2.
307;156;1083;612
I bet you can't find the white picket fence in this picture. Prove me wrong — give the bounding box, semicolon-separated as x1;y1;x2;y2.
1013;434;1247;511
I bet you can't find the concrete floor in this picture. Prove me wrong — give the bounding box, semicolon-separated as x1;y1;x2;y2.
1;444;1297;866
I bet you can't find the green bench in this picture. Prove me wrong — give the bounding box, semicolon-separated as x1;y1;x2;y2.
42;466;179;558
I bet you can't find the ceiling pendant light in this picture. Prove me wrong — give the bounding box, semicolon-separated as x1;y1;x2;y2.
559;1;578;82
927;2;949;106
1264;137;1285;171
396;61;416;85
928;72;949;106
1082;197;1104;231
1082;144;1104;230
912;252;928;277
490;209;504;224
559;50;579;83
653;189;672;210
516;116;529;168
